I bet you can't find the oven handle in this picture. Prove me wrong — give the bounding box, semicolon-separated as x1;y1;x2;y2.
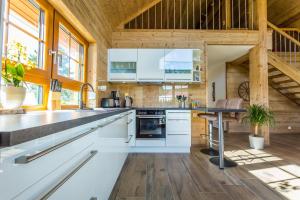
136;115;165;119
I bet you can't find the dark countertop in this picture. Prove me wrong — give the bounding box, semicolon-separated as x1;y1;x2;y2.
0;107;246;148
0;108;131;147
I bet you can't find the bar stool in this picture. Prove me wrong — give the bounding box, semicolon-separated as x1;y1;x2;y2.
198;99;227;156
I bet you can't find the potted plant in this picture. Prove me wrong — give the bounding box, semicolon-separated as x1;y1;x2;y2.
242;104;274;150
1;42;35;109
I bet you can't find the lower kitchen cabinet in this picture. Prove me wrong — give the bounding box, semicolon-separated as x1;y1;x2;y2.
166;110;191;148
0;111;131;200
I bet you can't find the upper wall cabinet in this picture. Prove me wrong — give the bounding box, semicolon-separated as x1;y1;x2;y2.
108;48;202;83
137;49;165;82
108;49;138;82
164;49;193;82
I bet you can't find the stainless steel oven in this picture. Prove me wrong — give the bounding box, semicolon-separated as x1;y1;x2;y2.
136;110;166;139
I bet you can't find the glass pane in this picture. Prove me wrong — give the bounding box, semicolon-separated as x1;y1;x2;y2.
23;83;43;106
9;0;40;38
80;64;84;81
70;59;80;80
7;25;39;66
58;54;70;77
70;38;80;61
58;26;70;55
61;88;79;105
79;45;84;65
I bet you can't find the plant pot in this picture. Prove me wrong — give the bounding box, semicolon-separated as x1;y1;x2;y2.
0;85;26;109
249;135;264;150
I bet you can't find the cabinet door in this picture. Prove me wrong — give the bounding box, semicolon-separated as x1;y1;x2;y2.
164;49;193;82
137;49;165;82
127;111;136;146
109;49;137;82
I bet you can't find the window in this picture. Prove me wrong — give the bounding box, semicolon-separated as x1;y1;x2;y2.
1;0;88;110
57;25;84;82
61;88;79;105
53;12;88;108
3;0;45;68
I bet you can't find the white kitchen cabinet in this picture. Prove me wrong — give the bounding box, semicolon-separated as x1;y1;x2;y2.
1;111;131;200
137;49;165;82
166;110;191;148
108;49;138;82
164;49;193;82
127;110;136;146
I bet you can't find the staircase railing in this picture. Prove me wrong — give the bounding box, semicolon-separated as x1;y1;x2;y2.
268;22;300;70
280;28;300;42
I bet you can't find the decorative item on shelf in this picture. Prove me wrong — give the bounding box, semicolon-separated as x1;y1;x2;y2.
1;42;35;110
48;79;62;110
238;81;250;101
176;95;187;108
242;104;275;150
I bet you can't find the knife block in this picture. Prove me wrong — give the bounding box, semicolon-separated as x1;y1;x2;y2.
48;91;61;110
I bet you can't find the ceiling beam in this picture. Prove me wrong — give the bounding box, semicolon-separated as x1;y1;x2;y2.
229;53;249;66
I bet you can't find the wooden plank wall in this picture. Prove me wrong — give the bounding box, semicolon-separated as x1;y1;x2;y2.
226;64;300;134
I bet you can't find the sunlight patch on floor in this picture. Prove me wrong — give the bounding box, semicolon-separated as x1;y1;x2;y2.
224;149;282;166
250;165;300;200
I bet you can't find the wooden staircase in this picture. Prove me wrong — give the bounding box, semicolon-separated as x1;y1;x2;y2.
267;22;300;105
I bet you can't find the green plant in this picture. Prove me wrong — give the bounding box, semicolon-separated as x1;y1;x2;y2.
1;42;35;87
242;104;275;137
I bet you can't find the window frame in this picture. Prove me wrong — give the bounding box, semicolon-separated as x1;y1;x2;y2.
2;0;54;110
52;11;88;109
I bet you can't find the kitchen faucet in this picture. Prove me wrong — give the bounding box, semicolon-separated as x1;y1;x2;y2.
79;83;95;110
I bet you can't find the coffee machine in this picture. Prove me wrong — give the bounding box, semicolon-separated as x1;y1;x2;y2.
111;90;120;107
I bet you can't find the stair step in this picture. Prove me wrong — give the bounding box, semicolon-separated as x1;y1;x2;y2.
268;74;286;79
273;79;294;84
276;85;300;90
268;68;279;73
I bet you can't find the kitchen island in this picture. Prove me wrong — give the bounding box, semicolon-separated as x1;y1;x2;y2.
0;109;134;200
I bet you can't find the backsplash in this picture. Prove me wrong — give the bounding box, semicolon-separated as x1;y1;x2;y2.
99;83;207;108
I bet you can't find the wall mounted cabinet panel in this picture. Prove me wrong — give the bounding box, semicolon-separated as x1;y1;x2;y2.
137;49;165;82
108;49;138;82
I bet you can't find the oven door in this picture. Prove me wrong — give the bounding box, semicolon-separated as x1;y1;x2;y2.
136;116;166;138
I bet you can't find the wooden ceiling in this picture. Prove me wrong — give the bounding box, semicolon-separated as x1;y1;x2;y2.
268;0;300;28
97;0;158;28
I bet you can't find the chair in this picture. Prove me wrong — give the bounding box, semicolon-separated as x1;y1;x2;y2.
198;99;227;156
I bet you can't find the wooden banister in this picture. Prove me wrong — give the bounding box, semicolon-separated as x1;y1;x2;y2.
267;21;300;47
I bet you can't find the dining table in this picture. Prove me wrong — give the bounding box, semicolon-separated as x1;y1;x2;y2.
195;107;247;169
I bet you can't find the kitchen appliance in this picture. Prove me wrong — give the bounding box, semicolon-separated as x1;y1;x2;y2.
111;90;120;107
101;98;114;108
125;96;133;107
136;109;166;139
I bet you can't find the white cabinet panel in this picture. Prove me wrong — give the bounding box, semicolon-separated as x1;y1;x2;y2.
166;110;191;147
0;123;100;200
164;49;193;82
109;49;138;61
137;49;165;81
166;135;191;147
109;49;137;82
127;111;136;146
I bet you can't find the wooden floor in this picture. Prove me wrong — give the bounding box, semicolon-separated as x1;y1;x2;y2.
109;134;300;200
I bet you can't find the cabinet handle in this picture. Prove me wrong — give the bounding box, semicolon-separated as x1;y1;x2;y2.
127;119;134;125
15;127;99;164
90;198;98;200
39;150;98;200
125;135;133;143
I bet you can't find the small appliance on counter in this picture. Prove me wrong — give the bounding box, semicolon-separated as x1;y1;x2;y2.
111;90;120;107
125;96;133;108
100;98;114;108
